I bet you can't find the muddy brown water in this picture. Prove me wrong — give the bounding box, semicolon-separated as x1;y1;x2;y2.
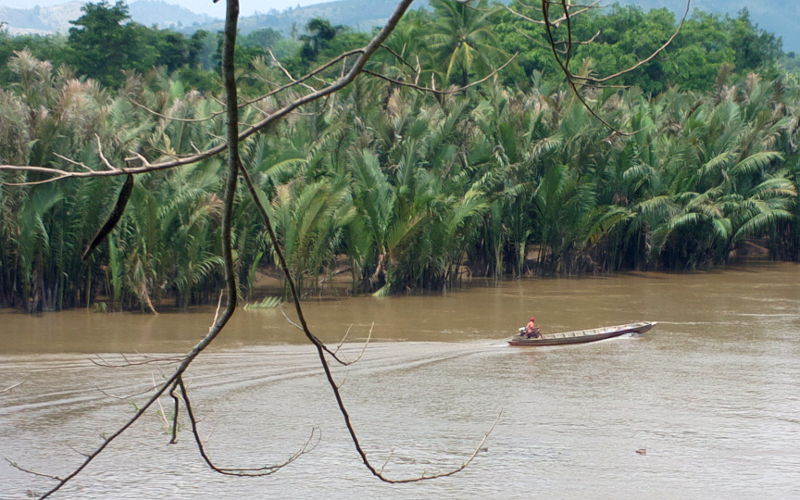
1;261;799;498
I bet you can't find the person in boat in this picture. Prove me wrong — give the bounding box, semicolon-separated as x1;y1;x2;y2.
524;316;541;338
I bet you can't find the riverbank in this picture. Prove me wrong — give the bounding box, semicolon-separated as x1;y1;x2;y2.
2;260;798;354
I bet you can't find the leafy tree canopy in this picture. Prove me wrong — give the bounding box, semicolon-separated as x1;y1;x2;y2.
65;1;202;87
493;2;784;93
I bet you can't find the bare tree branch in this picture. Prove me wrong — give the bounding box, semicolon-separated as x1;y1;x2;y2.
233;2;499;483
238;164;361;367
506;1;598;26
26;2;247;496
129;98;226;123
0;11;417;185
332;322;374;365
379;44;421;77
169;379;180;445
7;0;497;494
95;384;156;400
178;377;318;476
5;459;62;482
363;53;519;95
541;2;629;134
539;0;691;135
90;353;182;368
571;0;692;83
268;48;317;93
0;380;24;393
53;153;94;173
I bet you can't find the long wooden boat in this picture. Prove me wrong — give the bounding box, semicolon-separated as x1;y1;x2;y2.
507;321;656;347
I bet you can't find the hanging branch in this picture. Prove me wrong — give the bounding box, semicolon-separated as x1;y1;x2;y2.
0;10;410;184
239;165;367;367
8;0;499;496
17;1;292;496
238;139;498;483
570;0;692;84
168;379;180;445
541;0;626;133
81;173;134;260
178;376;318;476
538;0;691;134
127;48;361;125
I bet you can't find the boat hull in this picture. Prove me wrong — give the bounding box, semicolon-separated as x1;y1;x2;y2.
507;321;656;347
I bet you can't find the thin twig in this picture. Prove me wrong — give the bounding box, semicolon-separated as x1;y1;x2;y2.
541;0;633;135
0;381;24;393
363;53;518;95
506;1;597;26
210;290;224;331
129;98;226;123
90;353;182;368
572;0;692;83
538;0;690;136
178;377;317;476
379;44;421;76
239;165;355;367
333;324;354;354
95;385;155;400
9;0;495;494
53;153;95;172
95;135;120;171
5;459;62;481
268;49;317;93
66;445;91;459
153;373;170;431
379;449;395;474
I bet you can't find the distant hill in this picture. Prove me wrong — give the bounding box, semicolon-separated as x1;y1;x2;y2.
186;0;416;35
183;0;800;52
615;0;800;55
0;1;82;35
1;0;797;53
0;0;213;35
128;1;214;30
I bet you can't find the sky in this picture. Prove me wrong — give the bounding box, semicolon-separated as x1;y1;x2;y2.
0;0;336;17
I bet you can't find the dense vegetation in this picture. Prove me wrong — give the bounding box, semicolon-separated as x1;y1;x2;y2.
1;0;798;311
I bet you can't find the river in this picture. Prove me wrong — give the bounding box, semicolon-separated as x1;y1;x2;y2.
1;262;799;499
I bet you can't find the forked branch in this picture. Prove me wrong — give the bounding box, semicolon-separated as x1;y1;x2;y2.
363;53;519;95
178;376;318;476
539;0;691;134
9;0;496;496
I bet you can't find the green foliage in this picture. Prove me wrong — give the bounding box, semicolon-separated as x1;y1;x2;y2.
286;17;370;75
425;0;506;87
493;2;785;94
65;1;142;87
0;1;209;88
1;3;799;311
0;1;786;94
240;28;283;50
243;296;282;310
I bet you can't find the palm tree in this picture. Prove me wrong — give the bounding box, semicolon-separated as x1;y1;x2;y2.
425;0;506;87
